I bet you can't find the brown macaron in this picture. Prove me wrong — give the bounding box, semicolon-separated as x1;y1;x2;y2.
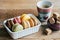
6;20;11;29
6;20;14;30
9;20;14;26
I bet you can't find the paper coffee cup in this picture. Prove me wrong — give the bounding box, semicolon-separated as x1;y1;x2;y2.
37;1;53;22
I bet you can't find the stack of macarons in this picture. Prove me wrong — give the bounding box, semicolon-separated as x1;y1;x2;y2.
6;14;38;32
21;14;38;29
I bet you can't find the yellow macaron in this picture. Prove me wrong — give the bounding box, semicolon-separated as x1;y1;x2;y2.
20;14;31;21
22;20;30;29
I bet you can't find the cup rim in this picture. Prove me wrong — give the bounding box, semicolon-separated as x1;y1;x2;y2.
37;1;53;9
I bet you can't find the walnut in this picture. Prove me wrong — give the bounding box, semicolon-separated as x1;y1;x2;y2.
57;17;60;21
56;21;60;24
56;17;60;24
53;12;59;19
49;17;55;24
44;28;52;35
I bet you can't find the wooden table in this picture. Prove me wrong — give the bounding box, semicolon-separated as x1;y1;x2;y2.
0;0;60;40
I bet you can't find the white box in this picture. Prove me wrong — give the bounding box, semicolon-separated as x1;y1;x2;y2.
3;14;41;39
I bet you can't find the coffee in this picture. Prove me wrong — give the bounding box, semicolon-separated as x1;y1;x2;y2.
43;5;50;8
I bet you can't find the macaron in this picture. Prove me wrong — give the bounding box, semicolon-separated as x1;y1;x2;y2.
20;14;27;19
22;20;30;29
9;20;14;27
20;14;31;21
12;23;23;32
29;18;34;27
26;20;30;28
6;20;12;29
31;17;38;26
13;17;21;24
6;20;14;30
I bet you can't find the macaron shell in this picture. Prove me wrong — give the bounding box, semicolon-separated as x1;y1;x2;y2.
13;18;18;24
9;20;14;27
16;18;21;24
25;20;30;28
20;14;27;19
22;20;29;29
12;23;18;31
13;17;22;24
29;18;34;27
21;14;31;21
20;14;27;22
6;20;12;29
12;23;23;32
31;17;38;26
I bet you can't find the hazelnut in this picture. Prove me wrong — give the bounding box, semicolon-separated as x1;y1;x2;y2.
53;12;59;19
56;21;60;24
44;28;52;35
56;17;60;24
57;17;60;21
49;17;55;24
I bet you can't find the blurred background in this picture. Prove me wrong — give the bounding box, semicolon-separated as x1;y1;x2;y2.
0;0;60;9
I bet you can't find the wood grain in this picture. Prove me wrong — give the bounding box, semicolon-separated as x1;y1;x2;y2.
0;9;38;22
0;0;36;9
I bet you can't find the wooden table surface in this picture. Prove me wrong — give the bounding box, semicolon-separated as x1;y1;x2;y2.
0;0;60;40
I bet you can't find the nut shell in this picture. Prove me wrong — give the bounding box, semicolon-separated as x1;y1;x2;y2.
53;12;59;19
49;17;55;24
57;17;60;21
44;28;52;35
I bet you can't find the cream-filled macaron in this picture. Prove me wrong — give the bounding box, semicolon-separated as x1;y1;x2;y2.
20;14;31;21
29;18;34;27
22;20;30;29
12;23;23;32
31;17;38;26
